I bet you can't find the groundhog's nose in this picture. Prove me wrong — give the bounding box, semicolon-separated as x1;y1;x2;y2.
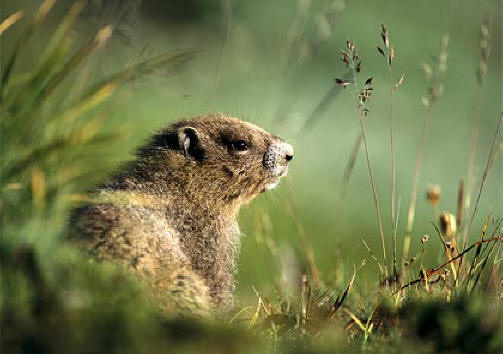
264;141;294;176
284;143;294;163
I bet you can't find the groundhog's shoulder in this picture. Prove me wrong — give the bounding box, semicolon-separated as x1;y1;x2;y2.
69;197;180;264
70;201;212;316
70;190;171;235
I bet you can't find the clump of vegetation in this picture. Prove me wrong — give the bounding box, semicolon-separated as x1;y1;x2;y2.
1;2;247;353
1;1;501;353
242;25;501;352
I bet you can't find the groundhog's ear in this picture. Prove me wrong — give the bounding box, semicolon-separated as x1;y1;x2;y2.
178;127;204;160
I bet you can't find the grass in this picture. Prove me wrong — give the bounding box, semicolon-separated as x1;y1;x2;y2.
337;40;388;281
1;1;502;353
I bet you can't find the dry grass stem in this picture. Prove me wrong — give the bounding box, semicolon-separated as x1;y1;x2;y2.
397;236;503;293
299;70;351;136
406;106;432;235
1;0;57;89
0;10;23;36
362;239;385;278
338;39;388;280
341;133;362;196
462;113;503;250
286;199;320;284
329;262;364;319
379;24;400;279
457;178;464;229
404;35;449;268
465;14;492;219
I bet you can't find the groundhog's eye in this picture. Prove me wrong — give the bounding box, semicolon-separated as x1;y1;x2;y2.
232;140;249;151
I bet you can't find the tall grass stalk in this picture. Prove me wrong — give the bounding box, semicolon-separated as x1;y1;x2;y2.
404;105;432;235
1;0;57;90
213;0;232;90
298;70;350;137
464;14;492;235
341;133;362;196
378;24;402;280
355;83;387;282
1;0;196;234
387;45;397;279
286;195;320;284
337;40;387;281
461;113;503;251
403;35;449;265
356;89;386;281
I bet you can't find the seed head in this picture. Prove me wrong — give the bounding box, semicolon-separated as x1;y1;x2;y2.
477;15;491;85
394;75;404;90
346;39;355;52
422;63;432;81
335;78;351;88
426;184;441;206
439;212;457;238
380;24;389;49
356;61;362;73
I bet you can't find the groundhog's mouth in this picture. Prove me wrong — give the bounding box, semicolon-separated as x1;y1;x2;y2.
262;168;288;192
265;179;280;190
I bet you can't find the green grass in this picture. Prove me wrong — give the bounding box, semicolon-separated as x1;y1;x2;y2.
1;1;502;353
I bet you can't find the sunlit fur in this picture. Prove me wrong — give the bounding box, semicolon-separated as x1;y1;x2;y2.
71;114;293;314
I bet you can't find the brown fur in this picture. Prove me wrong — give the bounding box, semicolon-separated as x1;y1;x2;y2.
70;114;293;315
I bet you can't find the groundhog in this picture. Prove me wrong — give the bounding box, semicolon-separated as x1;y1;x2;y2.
70;114;294;316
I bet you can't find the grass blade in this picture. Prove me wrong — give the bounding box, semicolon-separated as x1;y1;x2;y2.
0;10;23;36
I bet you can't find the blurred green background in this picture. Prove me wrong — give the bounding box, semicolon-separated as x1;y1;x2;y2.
2;0;501;303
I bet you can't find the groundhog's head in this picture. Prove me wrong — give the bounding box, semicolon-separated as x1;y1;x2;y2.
139;114;293;208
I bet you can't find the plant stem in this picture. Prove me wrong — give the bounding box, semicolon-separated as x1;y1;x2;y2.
351;65;387;280
387;61;397;279
396;236;503;293
341;133;362;196
406;106;432;236
462;112;503;251
465;89;483;217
